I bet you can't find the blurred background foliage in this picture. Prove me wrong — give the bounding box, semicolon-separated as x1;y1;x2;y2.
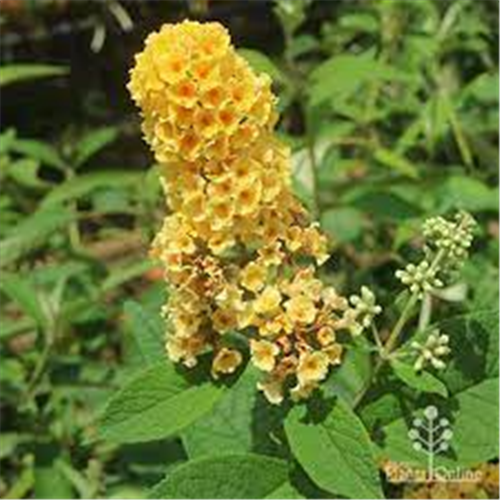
0;0;498;498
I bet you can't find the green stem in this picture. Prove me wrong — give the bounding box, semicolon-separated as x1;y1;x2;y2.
353;247;447;409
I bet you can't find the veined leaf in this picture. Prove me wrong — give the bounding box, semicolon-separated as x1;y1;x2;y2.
183;366;284;458
98;362;225;444
149;454;289;499
285;398;384;499
380;378;499;468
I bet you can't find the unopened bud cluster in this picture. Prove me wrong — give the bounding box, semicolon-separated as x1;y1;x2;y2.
412;330;450;371
129;21;377;404
396;212;475;299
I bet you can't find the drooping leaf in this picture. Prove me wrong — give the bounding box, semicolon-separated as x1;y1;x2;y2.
0;64;68;87
10;138;65;170
74;127;119;168
285;398;384;499
98;362;225;444
149;454;289;499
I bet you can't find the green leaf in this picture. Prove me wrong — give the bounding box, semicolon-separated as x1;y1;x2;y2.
440;309;499;392
41;171;141;208
98;362;225;444
347;190;422;221
102;260;155;292
285;398;384;499
437;175;498;213
380;378;499;468
390;360;448;397
34;444;75;500
74;127;119;168
183;366;283;458
0;272;47;329
0;207;75;268
123;300;164;365
238;49;285;84
373;148;419;179
7;158;48;189
309;51;409;107
0;64;68;87
10;138;65;170
323;337;372;406
149;454;289;499
321;207;365;244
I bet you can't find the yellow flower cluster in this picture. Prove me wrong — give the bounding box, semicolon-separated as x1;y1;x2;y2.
129;21;372;404
128;21;276;164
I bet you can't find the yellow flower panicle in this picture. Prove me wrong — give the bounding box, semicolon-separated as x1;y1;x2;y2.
128;21;276;164
129;21;373;404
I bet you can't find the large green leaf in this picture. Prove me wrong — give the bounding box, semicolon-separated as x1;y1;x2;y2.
285;398;384;499
439;309;499;393
0;64;68;87
379;378;499;468
149;454;289;499
183;366;284;458
98;362;225;444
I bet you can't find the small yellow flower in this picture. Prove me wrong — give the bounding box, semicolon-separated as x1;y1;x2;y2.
317;326;336;347
212;308;237;333
290;381;317;402
323;343;343;365
257;376;284;405
285;295;317;325
253;286;282;315
257;241;285;267
240;261;267;292
211;347;242;378
250;339;279;372
297;351;330;386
